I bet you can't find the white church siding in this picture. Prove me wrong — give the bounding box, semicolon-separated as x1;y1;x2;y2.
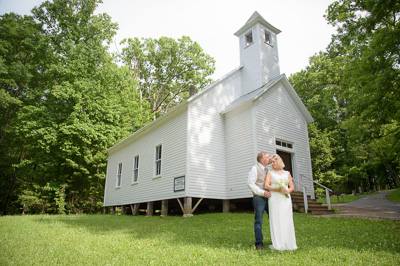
254;81;314;195
239;24;263;96
103;105;188;207
224;103;255;199
260;25;280;84
187;70;241;199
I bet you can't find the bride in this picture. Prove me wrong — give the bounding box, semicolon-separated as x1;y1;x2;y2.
265;154;298;251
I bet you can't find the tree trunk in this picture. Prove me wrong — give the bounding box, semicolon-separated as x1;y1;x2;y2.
382;159;399;187
3;150;25;215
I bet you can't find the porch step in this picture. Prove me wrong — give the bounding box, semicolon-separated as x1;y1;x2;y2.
291;191;334;215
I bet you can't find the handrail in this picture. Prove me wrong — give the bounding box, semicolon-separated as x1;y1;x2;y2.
292;179;312;213
300;174;333;210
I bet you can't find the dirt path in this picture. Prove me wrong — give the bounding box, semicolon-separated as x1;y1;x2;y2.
317;190;400;220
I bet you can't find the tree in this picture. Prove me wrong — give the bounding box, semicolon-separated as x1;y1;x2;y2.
0;12;49;214
21;0;131;214
1;0;148;214
119;36;215;118
326;0;400;186
289;0;400;193
0;13;45;146
290;53;348;192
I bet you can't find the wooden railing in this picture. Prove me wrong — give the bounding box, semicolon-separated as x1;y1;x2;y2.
299;174;333;210
292;178;312;213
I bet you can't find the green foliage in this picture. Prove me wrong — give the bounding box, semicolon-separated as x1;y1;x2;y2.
325;0;400;187
119;36;215;117
290;53;347;191
0;213;399;264
17;187;49;214
308;123;342;188
1;0;126;214
0;11;50;215
290;0;400;192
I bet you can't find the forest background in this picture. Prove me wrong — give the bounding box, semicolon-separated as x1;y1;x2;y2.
1;0;399;215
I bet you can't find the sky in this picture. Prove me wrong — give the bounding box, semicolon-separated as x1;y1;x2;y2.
0;0;337;80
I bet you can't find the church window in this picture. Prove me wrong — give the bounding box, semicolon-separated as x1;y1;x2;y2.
276;139;293;149
132;155;139;183
264;30;271;44
245;31;253;46
155;144;162;176
116;162;122;187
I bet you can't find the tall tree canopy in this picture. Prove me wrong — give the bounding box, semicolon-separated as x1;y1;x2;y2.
0;12;50;214
0;0;133;215
326;0;400;187
291;0;400;193
290;53;348;192
120;36;215;117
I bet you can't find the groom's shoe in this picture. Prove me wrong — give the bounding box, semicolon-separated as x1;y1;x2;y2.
255;245;264;250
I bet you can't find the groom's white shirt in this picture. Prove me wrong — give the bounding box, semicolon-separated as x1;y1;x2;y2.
247;162;267;197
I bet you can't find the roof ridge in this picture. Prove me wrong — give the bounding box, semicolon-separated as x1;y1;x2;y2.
245;11;265;25
234;11;281;36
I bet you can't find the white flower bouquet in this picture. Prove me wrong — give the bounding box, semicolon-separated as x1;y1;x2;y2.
276;179;289;198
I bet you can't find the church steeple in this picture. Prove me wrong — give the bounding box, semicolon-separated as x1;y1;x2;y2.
234;11;281;96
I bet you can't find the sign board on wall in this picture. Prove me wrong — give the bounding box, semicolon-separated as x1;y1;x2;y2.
174;176;185;192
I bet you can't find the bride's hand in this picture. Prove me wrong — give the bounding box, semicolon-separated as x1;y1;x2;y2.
281;188;289;194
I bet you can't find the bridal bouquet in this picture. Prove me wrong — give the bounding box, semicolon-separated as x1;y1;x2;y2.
277;179;290;198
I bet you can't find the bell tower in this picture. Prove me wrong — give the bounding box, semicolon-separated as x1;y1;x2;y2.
234;11;281;96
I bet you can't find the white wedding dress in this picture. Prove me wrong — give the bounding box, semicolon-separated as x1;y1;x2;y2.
268;170;298;251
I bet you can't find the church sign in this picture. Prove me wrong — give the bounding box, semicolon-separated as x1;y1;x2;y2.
174;176;185;192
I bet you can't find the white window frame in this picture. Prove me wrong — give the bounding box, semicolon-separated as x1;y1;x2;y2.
116;162;123;188
154;144;162;177
245;31;253;47
264;29;271;45
275;139;294;150
132;155;139;184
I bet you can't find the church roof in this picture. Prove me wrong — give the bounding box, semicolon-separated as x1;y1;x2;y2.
220;74;314;124
221;74;282;113
234;11;281;36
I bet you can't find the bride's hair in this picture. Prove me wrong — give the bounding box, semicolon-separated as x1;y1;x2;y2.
271;154;285;169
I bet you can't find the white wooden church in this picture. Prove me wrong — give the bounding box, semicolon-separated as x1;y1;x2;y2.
103;11;315;216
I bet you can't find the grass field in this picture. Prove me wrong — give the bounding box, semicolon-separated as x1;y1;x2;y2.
1;212;399;265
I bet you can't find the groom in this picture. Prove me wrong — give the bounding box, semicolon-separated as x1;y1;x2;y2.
247;152;271;250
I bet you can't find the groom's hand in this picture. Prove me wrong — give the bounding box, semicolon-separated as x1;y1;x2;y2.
264;191;271;198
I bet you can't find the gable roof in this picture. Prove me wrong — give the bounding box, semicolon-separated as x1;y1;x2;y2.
220;74;314;124
234;11;281;36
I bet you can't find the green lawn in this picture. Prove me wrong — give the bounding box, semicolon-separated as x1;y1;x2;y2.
387;189;400;202
1;213;399;265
